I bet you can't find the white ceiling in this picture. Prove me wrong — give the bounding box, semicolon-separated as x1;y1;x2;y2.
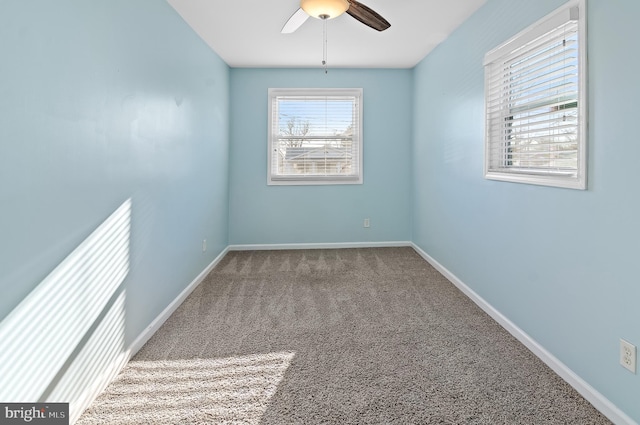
167;0;487;69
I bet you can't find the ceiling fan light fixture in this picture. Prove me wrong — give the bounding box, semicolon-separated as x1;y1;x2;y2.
300;0;349;19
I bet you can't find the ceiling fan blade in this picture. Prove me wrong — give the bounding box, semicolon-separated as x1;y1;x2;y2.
346;0;390;32
281;8;310;34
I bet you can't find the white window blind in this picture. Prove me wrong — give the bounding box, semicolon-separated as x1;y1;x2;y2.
268;88;363;185
484;0;587;189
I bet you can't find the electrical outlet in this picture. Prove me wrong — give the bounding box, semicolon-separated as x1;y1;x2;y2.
202;239;207;252
363;218;370;228
620;339;636;373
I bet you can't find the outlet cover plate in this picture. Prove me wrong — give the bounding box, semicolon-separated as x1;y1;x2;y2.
620;339;637;374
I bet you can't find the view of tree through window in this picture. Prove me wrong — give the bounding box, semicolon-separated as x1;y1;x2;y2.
268;89;362;185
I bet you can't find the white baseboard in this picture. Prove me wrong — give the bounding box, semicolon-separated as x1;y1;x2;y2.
128;246;230;356
229;241;412;251
410;243;637;425
70;351;130;424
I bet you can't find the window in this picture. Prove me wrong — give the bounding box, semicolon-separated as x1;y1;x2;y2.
268;88;363;185
484;0;587;189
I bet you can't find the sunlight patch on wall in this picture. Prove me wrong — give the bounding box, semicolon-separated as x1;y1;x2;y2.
0;199;132;409
76;351;295;424
51;289;129;424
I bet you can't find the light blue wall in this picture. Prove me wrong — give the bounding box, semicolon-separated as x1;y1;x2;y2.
412;0;640;421
229;68;412;245
0;0;229;419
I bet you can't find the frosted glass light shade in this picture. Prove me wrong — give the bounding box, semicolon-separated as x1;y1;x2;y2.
301;0;349;19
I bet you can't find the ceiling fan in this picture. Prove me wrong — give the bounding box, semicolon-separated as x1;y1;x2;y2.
282;0;391;34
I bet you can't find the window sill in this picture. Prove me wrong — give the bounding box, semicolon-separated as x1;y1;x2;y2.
484;170;586;190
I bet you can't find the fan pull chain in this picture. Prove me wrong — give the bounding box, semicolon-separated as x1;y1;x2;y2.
321;15;328;74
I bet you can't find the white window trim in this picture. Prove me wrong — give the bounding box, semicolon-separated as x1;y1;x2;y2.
267;88;363;186
483;0;588;190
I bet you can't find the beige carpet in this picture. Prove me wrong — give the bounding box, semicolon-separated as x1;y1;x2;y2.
77;247;611;424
